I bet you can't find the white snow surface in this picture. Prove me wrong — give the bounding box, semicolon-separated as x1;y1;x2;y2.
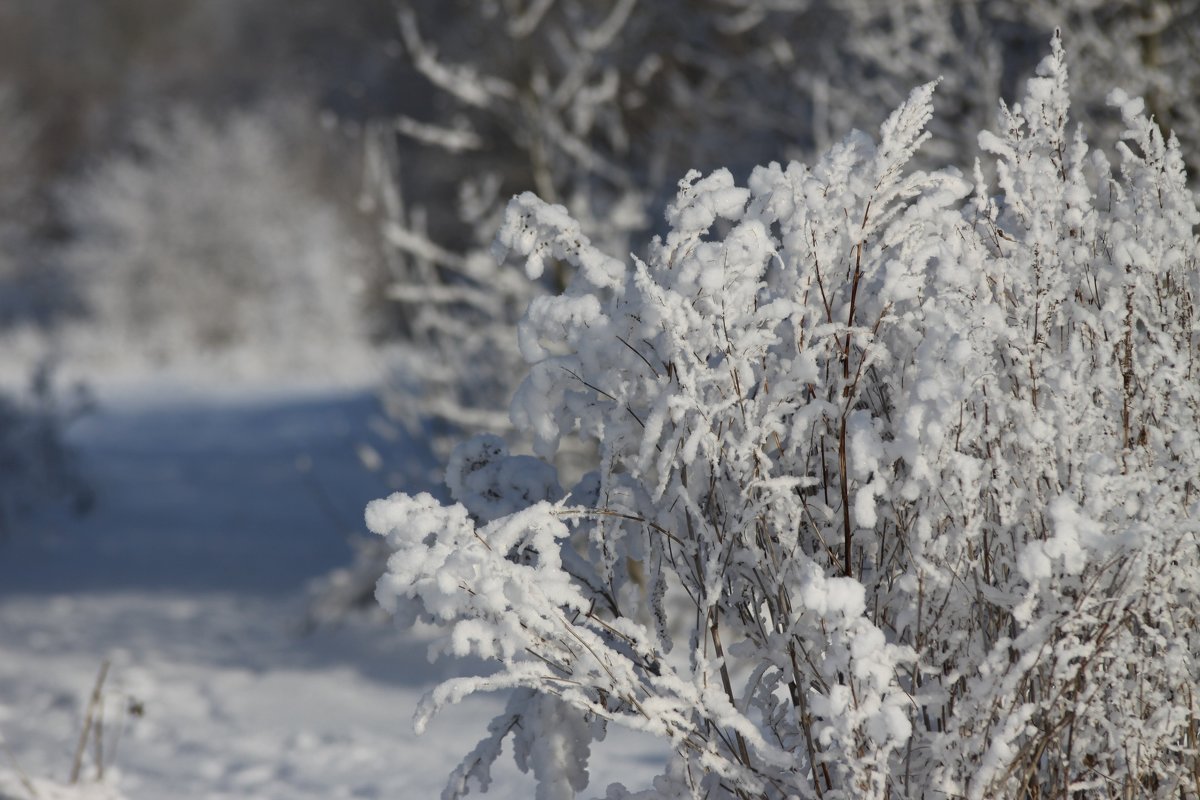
0;379;662;799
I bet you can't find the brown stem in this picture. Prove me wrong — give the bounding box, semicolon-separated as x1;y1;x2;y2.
838;416;853;578
709;612;752;770
70;660;110;784
789;645;830;797
838;207;870;578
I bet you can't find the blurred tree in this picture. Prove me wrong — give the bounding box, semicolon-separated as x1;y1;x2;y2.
61;104;369;368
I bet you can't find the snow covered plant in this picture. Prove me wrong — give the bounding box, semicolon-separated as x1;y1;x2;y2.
824;0;1200;169
367;36;1200;799
62;105;366;369
373;0;822;453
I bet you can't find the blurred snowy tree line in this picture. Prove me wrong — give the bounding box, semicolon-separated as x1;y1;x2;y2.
0;1;1197;526
0;0;407;353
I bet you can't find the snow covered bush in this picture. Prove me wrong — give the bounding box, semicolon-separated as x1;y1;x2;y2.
61;105;366;370
363;127;552;446
368;36;1200;798
372;0;828;452
824;0;1200;169
374;0;1200;453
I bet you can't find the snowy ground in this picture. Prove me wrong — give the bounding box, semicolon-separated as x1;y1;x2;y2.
0;379;663;799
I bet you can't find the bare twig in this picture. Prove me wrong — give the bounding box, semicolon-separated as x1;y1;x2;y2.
1;735;38;798
69;659;110;784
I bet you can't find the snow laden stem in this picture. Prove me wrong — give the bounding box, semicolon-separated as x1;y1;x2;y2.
368;35;1200;800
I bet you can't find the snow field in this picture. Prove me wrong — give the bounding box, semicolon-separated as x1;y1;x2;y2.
0;383;662;799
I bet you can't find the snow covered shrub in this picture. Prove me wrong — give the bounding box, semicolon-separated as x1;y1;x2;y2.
62;105;366;369
364;127;553;446
809;0;1200;171
375;0;1200;455
372;0;830;452
368;36;1200;799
